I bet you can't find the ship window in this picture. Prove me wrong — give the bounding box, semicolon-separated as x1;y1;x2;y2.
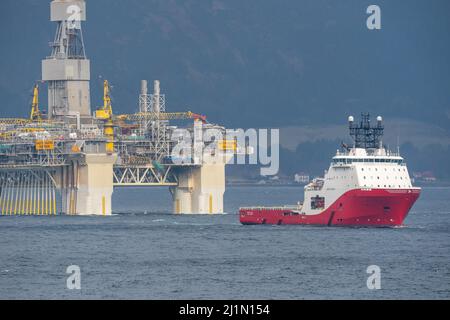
311;196;325;210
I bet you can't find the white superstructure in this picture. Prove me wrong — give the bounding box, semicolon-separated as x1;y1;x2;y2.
302;114;417;215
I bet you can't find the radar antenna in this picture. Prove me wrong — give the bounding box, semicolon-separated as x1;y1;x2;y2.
348;113;384;149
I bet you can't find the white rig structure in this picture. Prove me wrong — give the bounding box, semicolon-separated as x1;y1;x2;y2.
0;0;240;216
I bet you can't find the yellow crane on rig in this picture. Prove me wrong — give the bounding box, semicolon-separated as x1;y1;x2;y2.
95;79;209;154
30;84;43;122
0;84;45;126
95;80;115;154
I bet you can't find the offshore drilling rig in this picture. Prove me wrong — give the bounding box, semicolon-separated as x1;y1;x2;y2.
0;0;238;216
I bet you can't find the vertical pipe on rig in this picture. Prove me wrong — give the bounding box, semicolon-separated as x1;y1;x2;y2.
52;184;57;215
6;183;11;215
26;176;31;215
37;174;41;216
0;178;5;215
45;174;49;215
13;177;19;215
18;175;24;215
32;174;37;215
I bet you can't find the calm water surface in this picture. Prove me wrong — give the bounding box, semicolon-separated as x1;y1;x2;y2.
0;186;449;299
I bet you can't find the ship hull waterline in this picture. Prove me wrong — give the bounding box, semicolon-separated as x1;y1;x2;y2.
239;189;421;227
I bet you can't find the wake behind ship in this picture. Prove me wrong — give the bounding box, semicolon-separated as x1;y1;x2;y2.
239;114;421;227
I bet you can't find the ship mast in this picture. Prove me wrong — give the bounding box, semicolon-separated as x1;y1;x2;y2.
348;113;384;149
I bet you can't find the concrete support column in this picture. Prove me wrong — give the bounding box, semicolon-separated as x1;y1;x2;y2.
171;163;225;214
55;153;117;216
75;154;117;216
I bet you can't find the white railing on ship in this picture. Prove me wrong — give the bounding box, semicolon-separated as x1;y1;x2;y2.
335;150;401;157
239;205;301;210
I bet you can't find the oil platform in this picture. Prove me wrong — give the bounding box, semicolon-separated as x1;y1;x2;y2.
0;0;237;216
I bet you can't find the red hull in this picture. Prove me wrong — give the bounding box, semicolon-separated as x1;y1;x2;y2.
239;189;420;227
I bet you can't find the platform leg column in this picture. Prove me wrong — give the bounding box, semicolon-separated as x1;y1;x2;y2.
171;163;225;214
74;154;117;216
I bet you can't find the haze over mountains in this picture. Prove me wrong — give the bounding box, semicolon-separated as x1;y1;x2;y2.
1;0;449;178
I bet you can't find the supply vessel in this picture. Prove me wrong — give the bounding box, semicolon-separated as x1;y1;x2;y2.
239;114;421;226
